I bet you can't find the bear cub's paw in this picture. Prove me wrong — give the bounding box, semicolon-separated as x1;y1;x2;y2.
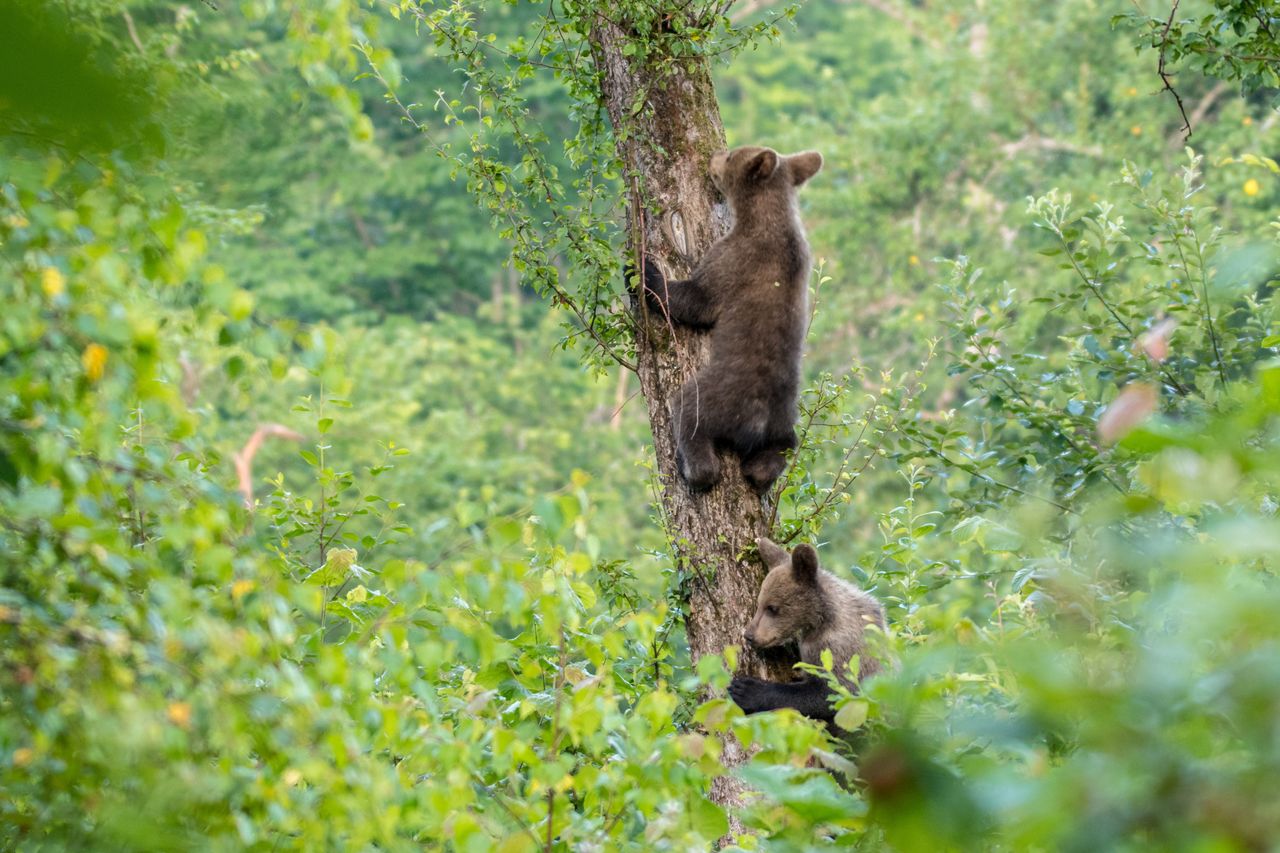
728;675;774;715
623;257;667;299
641;258;667;296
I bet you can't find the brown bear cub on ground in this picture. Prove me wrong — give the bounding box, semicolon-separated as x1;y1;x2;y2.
635;145;823;494
729;537;885;722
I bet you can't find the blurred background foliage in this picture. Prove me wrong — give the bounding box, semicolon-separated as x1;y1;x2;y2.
2;0;1279;849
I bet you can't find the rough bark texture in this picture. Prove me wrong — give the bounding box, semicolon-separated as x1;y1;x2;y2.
588;10;803;811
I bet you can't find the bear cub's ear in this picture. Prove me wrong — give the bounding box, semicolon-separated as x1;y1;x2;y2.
790;544;819;584
756;537;789;569
747;149;779;182
788;151;823;187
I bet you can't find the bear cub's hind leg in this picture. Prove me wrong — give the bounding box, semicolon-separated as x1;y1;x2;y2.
741;446;788;495
674;386;721;492
741;427;796;494
675;432;720;493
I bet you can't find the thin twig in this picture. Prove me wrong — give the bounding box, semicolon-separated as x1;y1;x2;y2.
1187;229;1228;387
544;626;568;851
1156;0;1192;138
1170;80;1229;146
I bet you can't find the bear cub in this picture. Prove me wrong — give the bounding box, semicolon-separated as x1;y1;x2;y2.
635;145;823;494
729;537;885;722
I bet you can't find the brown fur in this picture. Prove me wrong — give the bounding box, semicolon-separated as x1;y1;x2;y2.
637;146;823;494
729;537;885;721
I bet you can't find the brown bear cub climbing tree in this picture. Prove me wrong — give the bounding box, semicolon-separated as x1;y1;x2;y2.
729;538;885;722
635;145;823;495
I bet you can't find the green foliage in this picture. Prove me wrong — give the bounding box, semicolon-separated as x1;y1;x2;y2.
0;121;766;847
1119;0;1280;95
850;371;1280;849
826;148;1280;848
7;0;1280;849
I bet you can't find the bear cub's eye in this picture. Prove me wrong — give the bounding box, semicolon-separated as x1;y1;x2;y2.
764;605;779;617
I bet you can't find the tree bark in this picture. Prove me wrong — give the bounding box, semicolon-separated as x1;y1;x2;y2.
588;8;802;812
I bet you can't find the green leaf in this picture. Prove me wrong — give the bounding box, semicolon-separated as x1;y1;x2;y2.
735;764;866;823
689;795;728;840
308;547;358;587
834;699;869;732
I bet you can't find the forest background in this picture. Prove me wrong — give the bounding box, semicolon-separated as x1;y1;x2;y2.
3;0;1280;849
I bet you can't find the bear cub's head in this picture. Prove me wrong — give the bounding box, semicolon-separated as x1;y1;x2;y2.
743;537;826;650
709;146;823;208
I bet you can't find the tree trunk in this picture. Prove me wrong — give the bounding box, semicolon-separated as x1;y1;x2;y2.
588;10;802;811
